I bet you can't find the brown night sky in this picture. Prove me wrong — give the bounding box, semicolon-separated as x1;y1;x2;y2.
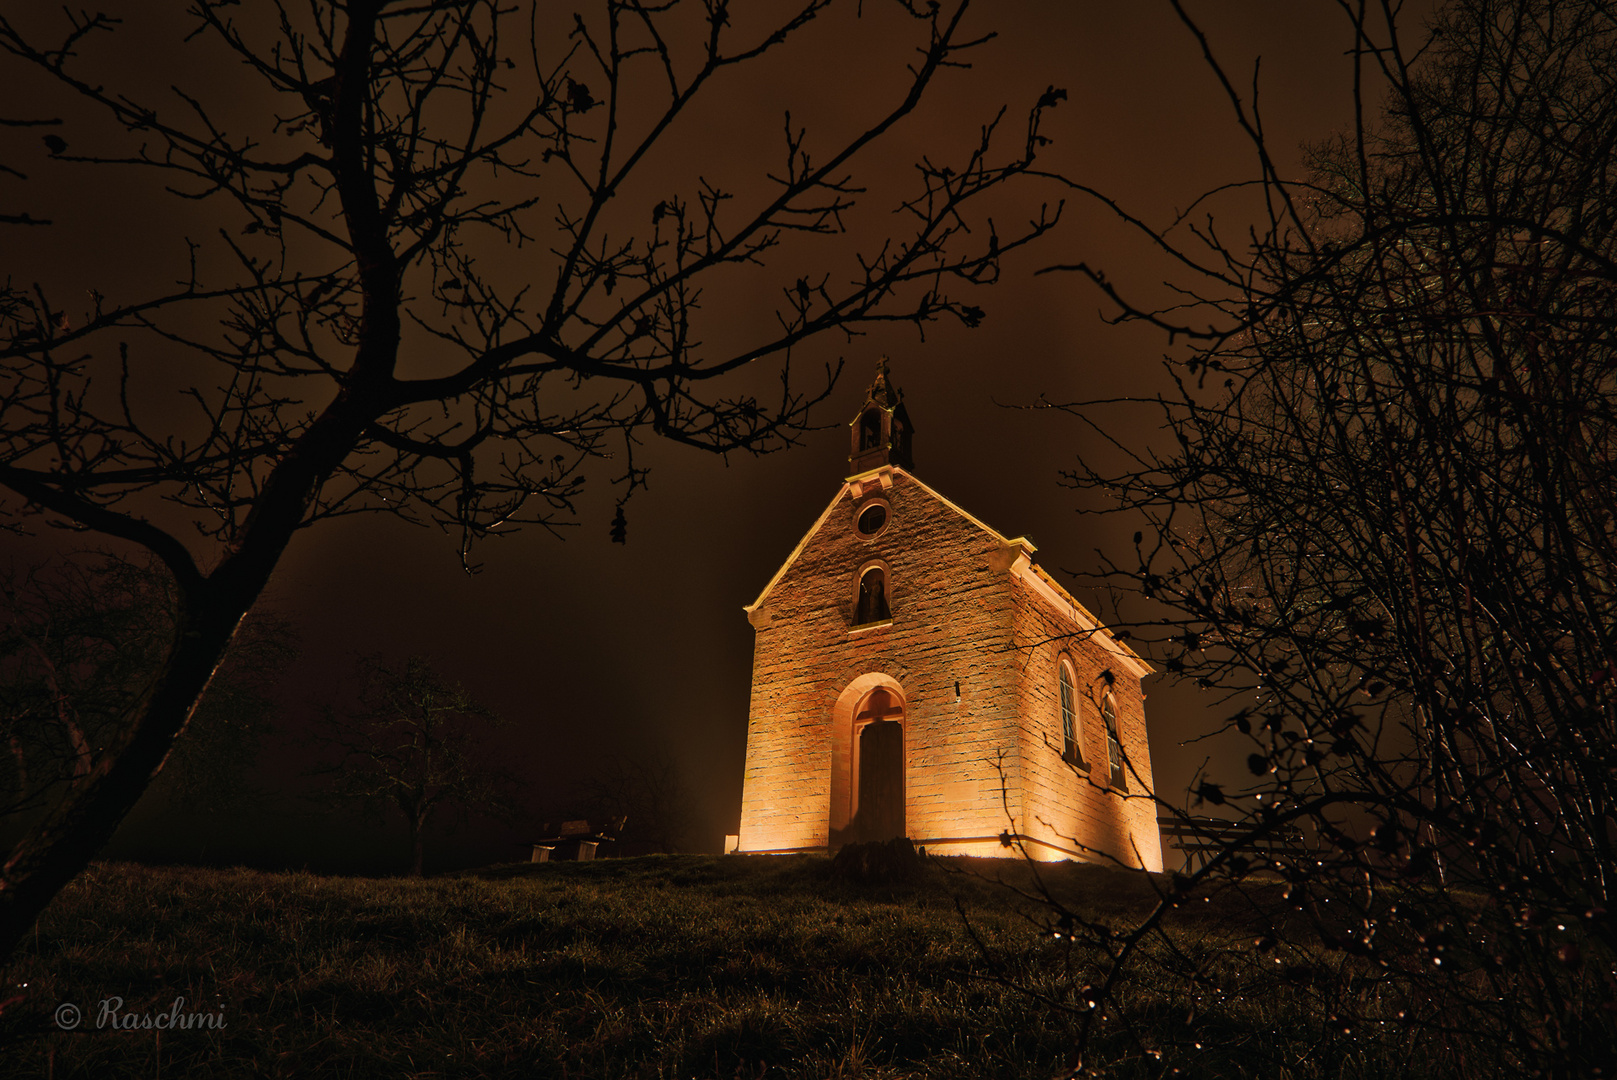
1;1;1423;870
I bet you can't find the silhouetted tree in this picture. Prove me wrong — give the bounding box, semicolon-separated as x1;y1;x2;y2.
572;749;694;855
0;555;293;838
311;655;511;876
0;0;1063;954
1029;1;1617;1075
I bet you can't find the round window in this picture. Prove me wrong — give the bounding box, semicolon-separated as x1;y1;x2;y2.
856;503;888;536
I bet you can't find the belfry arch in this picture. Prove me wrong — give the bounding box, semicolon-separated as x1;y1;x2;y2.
829;674;906;847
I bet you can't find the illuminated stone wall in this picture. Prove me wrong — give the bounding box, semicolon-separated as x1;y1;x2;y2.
738;465;1159;868
1010;568;1163;870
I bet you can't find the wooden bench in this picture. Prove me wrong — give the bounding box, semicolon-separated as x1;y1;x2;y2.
528;817;626;862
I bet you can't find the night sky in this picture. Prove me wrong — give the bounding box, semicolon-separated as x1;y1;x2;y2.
2;2;1416;870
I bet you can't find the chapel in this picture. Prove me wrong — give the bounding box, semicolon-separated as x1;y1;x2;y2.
736;359;1163;869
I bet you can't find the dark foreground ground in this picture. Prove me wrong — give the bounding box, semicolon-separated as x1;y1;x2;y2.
0;853;1389;1078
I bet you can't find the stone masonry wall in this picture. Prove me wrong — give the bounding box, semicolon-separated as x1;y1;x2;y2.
738;469;1034;854
1010;576;1163;870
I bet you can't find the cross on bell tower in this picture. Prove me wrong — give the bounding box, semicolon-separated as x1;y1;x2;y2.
847;356;914;476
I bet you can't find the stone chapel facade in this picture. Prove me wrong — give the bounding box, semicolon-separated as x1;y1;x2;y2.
736;360;1163;869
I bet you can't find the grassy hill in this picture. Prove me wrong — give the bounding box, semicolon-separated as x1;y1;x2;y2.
0;853;1383;1078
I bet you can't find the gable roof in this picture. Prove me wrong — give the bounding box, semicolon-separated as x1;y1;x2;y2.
743;465;1152;678
1020;560;1153;678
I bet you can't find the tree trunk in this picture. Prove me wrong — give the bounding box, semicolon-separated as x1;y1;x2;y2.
0;3;401;958
407;815;425;878
0;597;241;959
0;396;383;960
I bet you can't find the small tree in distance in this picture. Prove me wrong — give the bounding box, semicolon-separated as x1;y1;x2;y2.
572;749;694;855
311;655;514;877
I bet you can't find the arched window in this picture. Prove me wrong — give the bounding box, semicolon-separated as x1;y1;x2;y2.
854;566;891;625
890;411;911;462
1102;692;1125;789
859;408;882;451
1058;659;1085;768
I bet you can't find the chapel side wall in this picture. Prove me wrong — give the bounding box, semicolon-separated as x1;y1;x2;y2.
739;470;1028;855
1011;578;1163;870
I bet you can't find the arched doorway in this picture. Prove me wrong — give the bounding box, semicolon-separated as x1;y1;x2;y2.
850;686;905;843
828;675;907;847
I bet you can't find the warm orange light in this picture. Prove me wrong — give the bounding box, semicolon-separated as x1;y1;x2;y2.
738;385;1162;872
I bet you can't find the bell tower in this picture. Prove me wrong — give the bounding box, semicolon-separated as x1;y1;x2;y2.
847;356;914;476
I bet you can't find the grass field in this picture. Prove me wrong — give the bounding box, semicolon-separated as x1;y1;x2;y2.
0;853;1400;1079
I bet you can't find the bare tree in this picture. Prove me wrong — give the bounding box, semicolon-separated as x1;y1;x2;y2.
571;748;694;855
0;0;1062;955
1025;0;1617;1075
0;557;169;830
311;655;510;877
0;555;292;839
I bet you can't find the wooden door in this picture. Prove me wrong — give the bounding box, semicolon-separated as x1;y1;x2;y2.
857;718;905;842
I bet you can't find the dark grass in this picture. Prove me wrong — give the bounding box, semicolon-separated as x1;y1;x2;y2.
0;855;1401;1078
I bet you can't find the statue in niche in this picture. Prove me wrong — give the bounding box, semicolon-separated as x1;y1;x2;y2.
855;567;890;624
